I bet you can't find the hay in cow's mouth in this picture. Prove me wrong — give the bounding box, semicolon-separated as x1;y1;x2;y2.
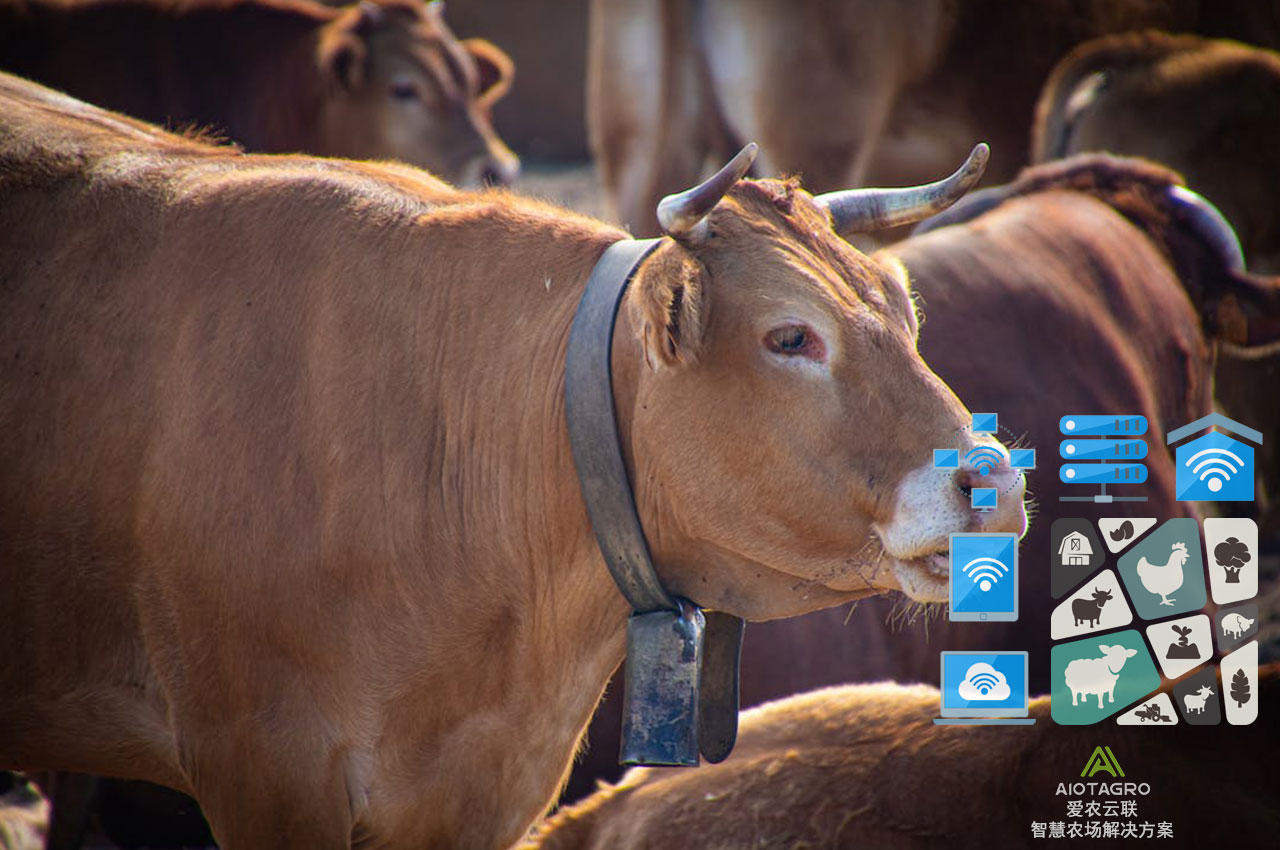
889;550;950;603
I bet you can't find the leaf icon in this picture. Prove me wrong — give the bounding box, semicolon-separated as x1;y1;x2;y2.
1231;668;1251;709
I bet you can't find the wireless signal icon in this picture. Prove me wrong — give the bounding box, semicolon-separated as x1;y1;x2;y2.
967;670;1002;695
1185;446;1245;493
1167;414;1259;502
964;445;1005;476
962;557;1009;592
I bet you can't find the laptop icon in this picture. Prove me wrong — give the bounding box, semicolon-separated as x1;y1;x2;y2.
933;651;1037;725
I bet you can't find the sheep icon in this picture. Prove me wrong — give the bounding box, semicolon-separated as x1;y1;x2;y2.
1064;644;1139;708
1183;685;1215;715
1221;612;1256;641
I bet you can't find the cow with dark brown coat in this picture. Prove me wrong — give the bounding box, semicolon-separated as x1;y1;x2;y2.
565;154;1280;800
0;73;1025;849
0;0;519;185
1032;30;1280;543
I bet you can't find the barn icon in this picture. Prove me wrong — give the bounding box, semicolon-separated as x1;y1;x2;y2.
1058;531;1093;566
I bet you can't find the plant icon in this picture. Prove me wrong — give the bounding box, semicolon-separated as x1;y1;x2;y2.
1165;624;1200;660
1231;669;1251;709
1214;536;1251;583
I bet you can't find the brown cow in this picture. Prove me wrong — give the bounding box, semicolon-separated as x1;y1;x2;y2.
0;0;520;185
1032;30;1280;543
0;74;1024;849
589;0;1280;236
564;155;1280;800
1034;32;1280;273
529;667;1280;848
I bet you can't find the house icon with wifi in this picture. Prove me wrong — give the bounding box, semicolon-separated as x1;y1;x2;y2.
1165;413;1262;502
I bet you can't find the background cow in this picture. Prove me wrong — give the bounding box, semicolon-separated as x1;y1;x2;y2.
0;0;520;185
1032;30;1280;547
0;74;1023;849
528;666;1280;848
588;0;1280;236
564;154;1280;800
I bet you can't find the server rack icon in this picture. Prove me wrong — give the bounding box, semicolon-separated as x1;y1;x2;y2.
1058;415;1149;503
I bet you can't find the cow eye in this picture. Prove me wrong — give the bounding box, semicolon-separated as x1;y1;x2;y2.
765;324;826;361
389;80;420;102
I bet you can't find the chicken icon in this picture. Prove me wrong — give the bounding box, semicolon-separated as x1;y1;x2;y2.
1137;541;1189;606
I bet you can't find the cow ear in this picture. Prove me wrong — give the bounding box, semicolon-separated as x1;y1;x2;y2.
1210;270;1280;352
317;7;376;90
317;30;367;89
462;38;514;107
629;251;706;369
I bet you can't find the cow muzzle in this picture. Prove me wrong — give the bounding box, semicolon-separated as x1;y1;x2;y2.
875;438;1028;603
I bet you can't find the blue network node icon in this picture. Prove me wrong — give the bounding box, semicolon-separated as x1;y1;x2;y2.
1009;449;1036;470
972;413;998;434
933;449;960;469
949;533;1018;622
971;488;998;511
1174;430;1255;502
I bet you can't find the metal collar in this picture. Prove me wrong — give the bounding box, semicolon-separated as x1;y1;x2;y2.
564;237;673;613
564;237;744;767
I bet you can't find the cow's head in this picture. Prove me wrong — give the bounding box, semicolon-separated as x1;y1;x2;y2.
619;145;1027;620
316;0;519;186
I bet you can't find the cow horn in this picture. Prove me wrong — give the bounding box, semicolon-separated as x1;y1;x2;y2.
657;143;758;238
817;143;990;235
1167;185;1245;272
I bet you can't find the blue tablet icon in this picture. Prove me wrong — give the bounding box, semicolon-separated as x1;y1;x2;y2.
950;533;1019;622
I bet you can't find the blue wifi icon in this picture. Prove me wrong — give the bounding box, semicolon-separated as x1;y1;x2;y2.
964;445;1006;476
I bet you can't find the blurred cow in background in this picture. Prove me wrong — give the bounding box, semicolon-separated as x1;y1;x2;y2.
1033;31;1280;542
531;668;1280;849
589;0;1280;237
1034;32;1280;272
0;0;519;185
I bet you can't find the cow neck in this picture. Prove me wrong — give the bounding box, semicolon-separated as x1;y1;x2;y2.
565;238;744;768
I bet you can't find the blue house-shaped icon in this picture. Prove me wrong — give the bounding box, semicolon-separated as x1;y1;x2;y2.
1165;413;1263;502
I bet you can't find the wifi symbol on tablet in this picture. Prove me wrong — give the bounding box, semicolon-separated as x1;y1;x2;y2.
962;556;1009;592
965;445;1006;476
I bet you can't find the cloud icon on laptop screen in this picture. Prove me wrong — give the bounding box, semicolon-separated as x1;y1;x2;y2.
958;663;1012;700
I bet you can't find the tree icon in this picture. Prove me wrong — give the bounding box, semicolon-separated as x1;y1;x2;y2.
1231;669;1251;709
1214;537;1251;583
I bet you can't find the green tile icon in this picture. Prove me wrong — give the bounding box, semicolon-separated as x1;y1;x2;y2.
1116;518;1207;619
1052;630;1160;725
